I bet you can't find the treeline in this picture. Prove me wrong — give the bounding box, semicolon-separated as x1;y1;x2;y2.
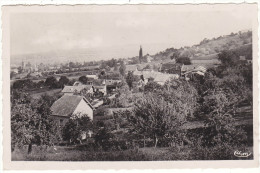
12;75;93;91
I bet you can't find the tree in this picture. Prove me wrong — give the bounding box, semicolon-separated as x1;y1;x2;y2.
78;76;88;84
13;79;35;90
128;93;187;147
94;127;113;150
125;71;134;90
11;93;59;153
119;63;126;76
176;56;191;65
59;76;70;88
218;50;239;67
170;51;180;60
62;114;93;144
144;81;163;93
45;76;58;89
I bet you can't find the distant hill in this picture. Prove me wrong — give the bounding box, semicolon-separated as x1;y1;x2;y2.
152;30;252;61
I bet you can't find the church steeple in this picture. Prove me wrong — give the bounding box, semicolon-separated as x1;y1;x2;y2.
139;45;143;63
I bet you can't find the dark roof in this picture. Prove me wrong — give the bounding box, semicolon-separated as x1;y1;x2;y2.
51;95;93;117
161;62;182;69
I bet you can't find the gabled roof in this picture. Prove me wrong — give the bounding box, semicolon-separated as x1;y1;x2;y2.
51;95;93;117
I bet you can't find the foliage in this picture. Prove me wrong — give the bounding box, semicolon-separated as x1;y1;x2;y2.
176;56;191;65
94;127;114;151
58;76;70;87
45;76;59;89
13;79;36;90
125;71;135;90
144;81;163;93
11;93;59;153
119;62;126;76
218;50;239;66
62;114;93;144
78;76;88;84
128;93;187;147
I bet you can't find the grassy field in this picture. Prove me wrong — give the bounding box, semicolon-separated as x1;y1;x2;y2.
12;143;253;161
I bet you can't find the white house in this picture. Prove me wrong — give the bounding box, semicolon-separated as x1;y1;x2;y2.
50;95;94;127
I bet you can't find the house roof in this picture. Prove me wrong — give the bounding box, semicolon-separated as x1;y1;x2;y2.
182;65;207;73
125;65;138;72
154;73;179;83
61;85;92;93
51;95;93;117
161;62;182;71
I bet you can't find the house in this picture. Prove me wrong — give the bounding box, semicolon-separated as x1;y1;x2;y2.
105;79;121;85
93;85;107;96
181;65;207;76
135;70;179;85
125;65;138;73
86;74;98;80
61;85;94;95
73;81;84;86
91;99;104;109
181;65;207;80
160;62;183;76
50;95;94;127
153;73;179;85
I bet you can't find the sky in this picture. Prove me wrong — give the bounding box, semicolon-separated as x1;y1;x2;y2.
10;5;255;63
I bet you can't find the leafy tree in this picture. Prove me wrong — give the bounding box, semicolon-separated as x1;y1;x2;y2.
218;50;239;67
176;56;191;65
128;93;187;147
125;71;134;90
94;127;113;150
59;76;70;87
119;63;126;76
11;93;59;153
78;76;88;84
45;76;58;89
202;89;247;147
62;114;93;144
144;81;163;93
13;79;36;90
170;51;181;60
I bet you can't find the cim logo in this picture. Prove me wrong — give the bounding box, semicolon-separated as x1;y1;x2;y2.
234;150;252;158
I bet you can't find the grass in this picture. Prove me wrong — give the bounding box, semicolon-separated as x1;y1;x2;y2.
12;144;253;161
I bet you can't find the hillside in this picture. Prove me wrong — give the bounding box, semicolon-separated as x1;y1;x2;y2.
152;30;252;61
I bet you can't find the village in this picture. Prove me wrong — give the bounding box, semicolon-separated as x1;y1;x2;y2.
10;29;254;161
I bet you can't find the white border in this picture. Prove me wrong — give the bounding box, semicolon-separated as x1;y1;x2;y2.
0;0;259;173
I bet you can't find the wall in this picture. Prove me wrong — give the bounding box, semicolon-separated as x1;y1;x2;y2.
73;99;93;120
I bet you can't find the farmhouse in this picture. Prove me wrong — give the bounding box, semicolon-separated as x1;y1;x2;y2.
50;95;94;127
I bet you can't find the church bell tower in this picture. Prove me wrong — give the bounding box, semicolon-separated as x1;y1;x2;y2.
139;45;143;63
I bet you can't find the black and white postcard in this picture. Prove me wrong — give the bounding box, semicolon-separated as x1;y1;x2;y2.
1;2;259;170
